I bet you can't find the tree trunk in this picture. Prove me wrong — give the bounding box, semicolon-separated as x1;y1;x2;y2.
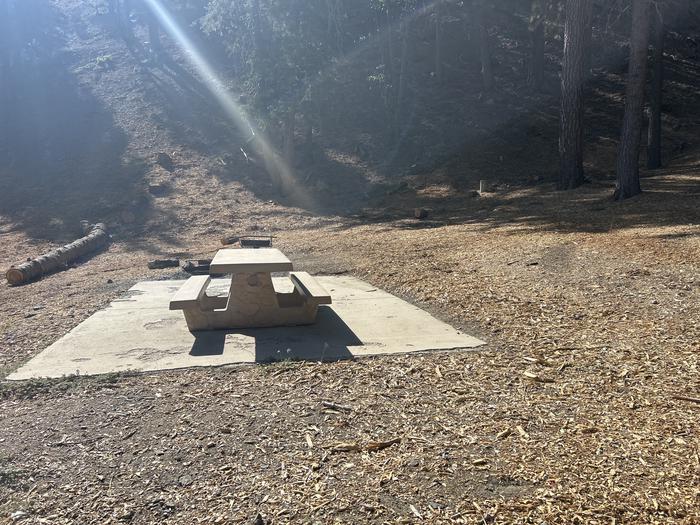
386;6;396;88
299;99;313;163
122;0;133;24
252;0;263;60
5;224;109;285
474;0;493;92
116;0;134;39
527;3;545;91
647;9;665;170
283;109;296;169
303;112;313;148
326;0;344;53
435;0;443;84
146;4;161;52
251;0;267;95
615;0;651;200
394;17;410;134
582;0;593;78
558;0;591;190
674;0;691;28
397;18;409;106
0;0;9;151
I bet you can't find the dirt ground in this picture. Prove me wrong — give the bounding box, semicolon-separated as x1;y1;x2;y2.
2;171;698;524
1;1;700;524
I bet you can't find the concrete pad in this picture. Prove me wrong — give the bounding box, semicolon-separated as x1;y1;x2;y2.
7;276;485;380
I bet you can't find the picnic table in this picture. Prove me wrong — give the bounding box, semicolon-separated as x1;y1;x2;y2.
169;248;331;331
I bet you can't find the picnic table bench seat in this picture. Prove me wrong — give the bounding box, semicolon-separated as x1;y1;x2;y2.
169;275;211;310
290;272;331;304
169;248;332;330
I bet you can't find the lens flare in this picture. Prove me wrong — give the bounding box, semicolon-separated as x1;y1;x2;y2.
142;0;440;208
143;0;309;207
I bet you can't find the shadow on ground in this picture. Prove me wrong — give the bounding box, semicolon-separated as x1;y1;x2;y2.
320;161;700;237
320;26;700;234
0;2;151;241
189;306;360;362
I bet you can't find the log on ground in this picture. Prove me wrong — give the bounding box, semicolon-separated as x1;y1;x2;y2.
5;223;110;285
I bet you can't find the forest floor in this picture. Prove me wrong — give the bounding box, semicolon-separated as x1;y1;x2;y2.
1;1;699;524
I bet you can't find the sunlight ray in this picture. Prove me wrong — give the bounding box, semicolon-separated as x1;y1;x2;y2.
142;0;311;207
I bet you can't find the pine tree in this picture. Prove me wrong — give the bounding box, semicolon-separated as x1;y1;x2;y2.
615;0;652;199
647;7;665;170
558;0;591;190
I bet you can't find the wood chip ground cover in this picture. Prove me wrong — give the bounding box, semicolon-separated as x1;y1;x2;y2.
1;175;699;524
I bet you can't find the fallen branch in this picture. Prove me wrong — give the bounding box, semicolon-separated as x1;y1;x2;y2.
328;437;401;453
5;223;109;285
366;438;402;452
321;400;353;412
672;395;700;405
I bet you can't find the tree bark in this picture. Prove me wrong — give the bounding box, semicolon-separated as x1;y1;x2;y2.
527;1;545;91
0;0;9;151
647;9;665;170
435;0;443;84
5;224;109;285
558;0;591;190
582;0;593;78
615;0;652;200
474;0;493;92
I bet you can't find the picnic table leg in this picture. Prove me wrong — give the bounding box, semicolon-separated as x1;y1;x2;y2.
223;272;279;323
184;272;323;329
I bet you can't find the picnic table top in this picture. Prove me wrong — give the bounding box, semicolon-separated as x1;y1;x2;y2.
209;248;294;274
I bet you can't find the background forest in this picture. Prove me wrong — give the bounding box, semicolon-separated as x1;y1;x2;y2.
120;0;694;199
1;0;698;224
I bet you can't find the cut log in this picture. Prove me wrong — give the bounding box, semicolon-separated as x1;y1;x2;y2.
5;223;109;285
240;235;273;248
182;259;214;275
147;258;180;269
220;235;240;246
